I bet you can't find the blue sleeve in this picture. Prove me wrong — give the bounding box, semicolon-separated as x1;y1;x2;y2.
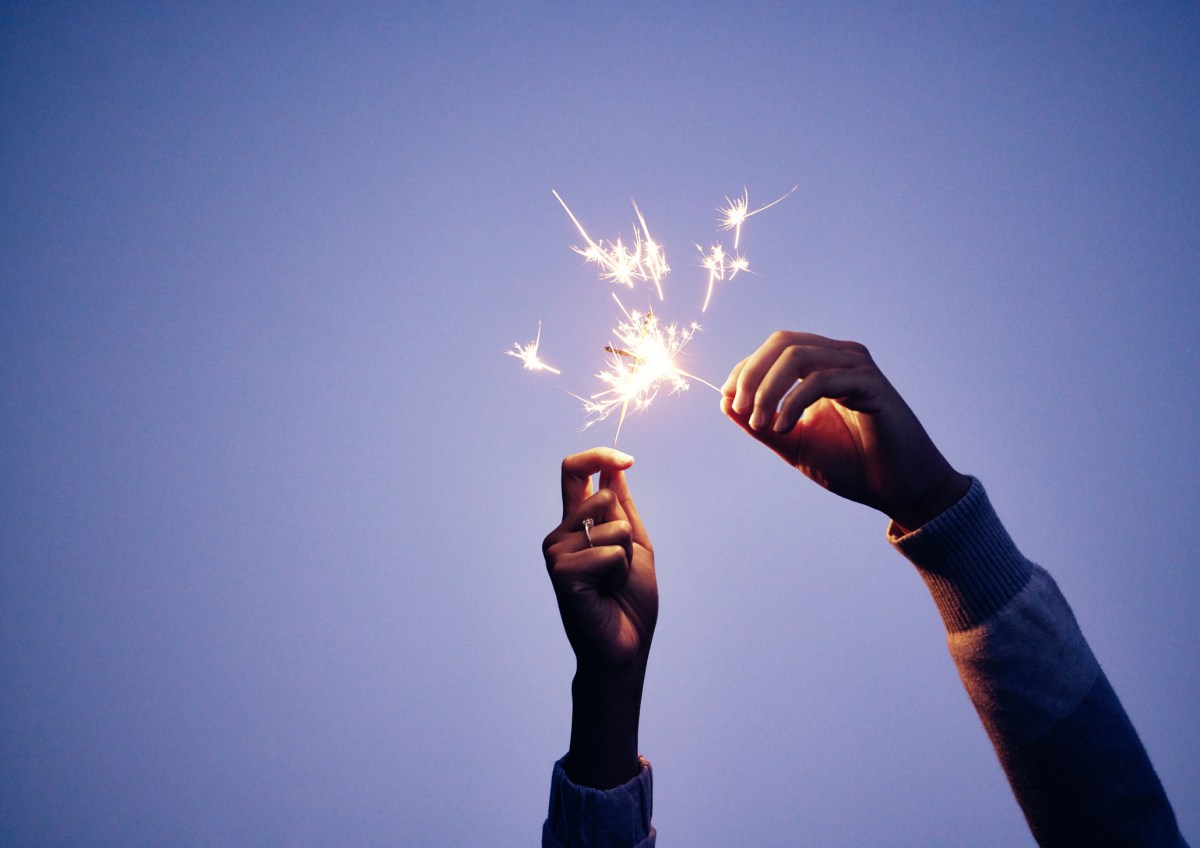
891;478;1188;847
542;755;655;848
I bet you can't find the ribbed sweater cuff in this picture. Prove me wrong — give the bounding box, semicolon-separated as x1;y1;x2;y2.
889;477;1033;633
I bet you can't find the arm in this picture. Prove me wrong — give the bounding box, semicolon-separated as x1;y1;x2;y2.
722;332;1187;847
892;480;1187;847
541;448;658;848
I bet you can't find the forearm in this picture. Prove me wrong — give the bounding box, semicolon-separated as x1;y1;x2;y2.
544;665;655;848
567;664;646;789
892;479;1186;846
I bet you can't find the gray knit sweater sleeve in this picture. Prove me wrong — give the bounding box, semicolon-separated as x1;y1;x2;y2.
891;478;1187;847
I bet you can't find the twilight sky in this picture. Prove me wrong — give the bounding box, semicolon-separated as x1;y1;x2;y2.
2;3;1198;845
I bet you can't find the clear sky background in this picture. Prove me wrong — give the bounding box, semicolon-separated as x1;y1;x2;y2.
2;2;1198;846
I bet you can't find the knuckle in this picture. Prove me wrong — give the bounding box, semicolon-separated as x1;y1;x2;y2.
780;345;806;368
542;532;564;564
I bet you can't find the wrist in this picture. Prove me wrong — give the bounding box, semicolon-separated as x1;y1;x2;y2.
566;663;646;789
890;469;971;535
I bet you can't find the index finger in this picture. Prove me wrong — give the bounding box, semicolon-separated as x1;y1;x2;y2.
561;447;635;519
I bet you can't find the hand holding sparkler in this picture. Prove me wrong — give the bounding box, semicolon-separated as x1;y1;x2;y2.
542;447;657;788
721;331;970;533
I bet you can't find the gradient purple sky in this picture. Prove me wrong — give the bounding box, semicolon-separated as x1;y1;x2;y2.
3;3;1198;845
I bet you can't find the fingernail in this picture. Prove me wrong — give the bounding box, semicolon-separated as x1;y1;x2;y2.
749;409;763;430
773;415;789;433
613;450;634;464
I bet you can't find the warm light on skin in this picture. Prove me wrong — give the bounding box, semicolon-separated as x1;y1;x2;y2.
507;321;561;374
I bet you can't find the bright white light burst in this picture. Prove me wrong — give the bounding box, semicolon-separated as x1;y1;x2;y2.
578;295;720;443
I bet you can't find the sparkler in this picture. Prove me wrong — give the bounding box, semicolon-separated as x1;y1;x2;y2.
577;295;720;443
506;322;560;374
718;184;798;250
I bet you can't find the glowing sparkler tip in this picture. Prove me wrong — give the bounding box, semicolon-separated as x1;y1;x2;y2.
579;297;715;436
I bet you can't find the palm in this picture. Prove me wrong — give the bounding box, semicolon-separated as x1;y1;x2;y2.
786;399;879;509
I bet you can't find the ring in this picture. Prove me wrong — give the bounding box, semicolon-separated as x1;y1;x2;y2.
581;518;594;548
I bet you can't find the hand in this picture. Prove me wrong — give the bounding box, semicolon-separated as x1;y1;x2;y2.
721;331;970;533
542;447;658;787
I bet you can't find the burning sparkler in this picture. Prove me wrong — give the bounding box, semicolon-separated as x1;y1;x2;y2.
717;184;798;250
577;295;720;443
506;322;560;374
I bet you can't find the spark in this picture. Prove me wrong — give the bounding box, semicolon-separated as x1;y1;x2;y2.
697;245;756;312
507;322;561;374
717;184;798;250
632;201;669;301
579;294;720;443
698;243;726;313
727;253;751;277
552;189;669;300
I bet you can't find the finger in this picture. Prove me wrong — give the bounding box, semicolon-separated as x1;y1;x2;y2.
774;366;883;432
551;544;632;594
546;496;634;585
732;332;869;417
721;394;798;465
549;483;635;554
586;516;635;569
750;345;866;430
732;331;822;415
548;488;619;552
545;516;633;572
561;447;634;519
721;357;747;397
600;467;651;550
